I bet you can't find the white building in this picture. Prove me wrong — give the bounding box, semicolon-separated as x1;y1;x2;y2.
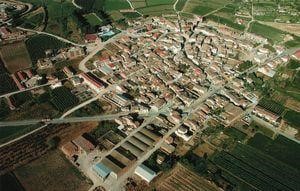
134;164;157;183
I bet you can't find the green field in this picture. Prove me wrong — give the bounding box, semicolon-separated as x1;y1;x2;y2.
104;0;131;11
50;86;79;111
284;110;300;128
84;13;103;26
249;22;286;43
212;143;300;191
224;127;247;141
0;125;39;144
248;133;300;170
175;0;187;11
184;0;232;16
146;0;175;6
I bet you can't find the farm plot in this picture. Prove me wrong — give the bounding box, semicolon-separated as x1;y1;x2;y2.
175;0;187;11
183;0;232;16
249;22;286;43
257;97;285;116
14;150;91;191
212;143;300;191
248;133;300;170
0;42;32;73
50;86;79;112
157;163;220;191
137;5;175;15
84;13;103;26
0;73;18;95
104;0;131;11
284;110;300;128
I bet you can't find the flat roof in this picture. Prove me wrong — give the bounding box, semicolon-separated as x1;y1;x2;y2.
93;162;111;178
135;164;156;183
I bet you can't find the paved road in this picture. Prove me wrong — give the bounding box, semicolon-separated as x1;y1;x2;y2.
0;112;132;127
78;31;126;72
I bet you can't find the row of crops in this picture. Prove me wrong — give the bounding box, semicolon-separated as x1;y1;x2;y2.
50;86;79;112
212;143;300;191
258;98;285;115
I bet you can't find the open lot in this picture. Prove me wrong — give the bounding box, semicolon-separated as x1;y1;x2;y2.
14;150;91;191
0;42;32;73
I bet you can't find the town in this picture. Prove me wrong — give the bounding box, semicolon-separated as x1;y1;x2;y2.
0;0;300;191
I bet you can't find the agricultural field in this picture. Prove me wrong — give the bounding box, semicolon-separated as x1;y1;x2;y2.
249;21;286;43
253;1;299;23
14;150;91;191
248;133;300;170
0;42;32;73
104;0;131;11
183;0;232;16
25;34;68;64
18;7;45;30
212;143;300;191
175;0;187;11
156;163;220;191
257;97;285;116
284;110;300;128
84;13;103;26
0;73;18;95
223;127;247;141
0;125;39;145
237;60;253;72
20;0;83;41
50;86;79;111
0;173;25;191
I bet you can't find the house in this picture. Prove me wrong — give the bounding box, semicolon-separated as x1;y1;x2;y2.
85;34;99;43
72;135;95;154
61;142;78;158
134;164;157;183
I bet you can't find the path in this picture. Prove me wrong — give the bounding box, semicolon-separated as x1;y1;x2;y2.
16;27;85;47
126;0;143;16
72;0;82;9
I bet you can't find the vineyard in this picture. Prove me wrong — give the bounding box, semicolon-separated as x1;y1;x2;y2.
248;133;300;170
212;144;300;191
157;163;220;191
258;98;285;115
0;73;18;95
50;86;79;111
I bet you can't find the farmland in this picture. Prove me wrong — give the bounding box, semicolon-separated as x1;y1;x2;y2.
212;143;300;191
25;34;68;64
157;163;220;191
248;133;300;170
257;97;285;116
0;125;39;145
183;0;232;16
0;42;32;73
50;86;79;112
0;122;97;175
284;110;300;128
0;173;25;191
249;22;286;43
14;150;91;191
237;61;253;72
84;13;103;26
175;0;187;11
0;73;18;94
